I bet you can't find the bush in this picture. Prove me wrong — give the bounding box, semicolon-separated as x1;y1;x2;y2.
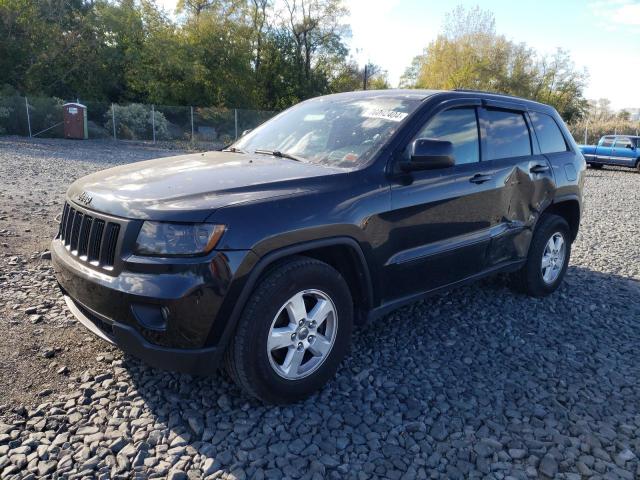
27;96;64;137
87;120;110;139
569;119;640;145
104;103;169;140
194;106;234;140
0;106;12;134
0;95;65;137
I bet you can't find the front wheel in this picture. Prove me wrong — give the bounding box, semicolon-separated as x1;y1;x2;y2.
509;214;571;297
225;256;353;403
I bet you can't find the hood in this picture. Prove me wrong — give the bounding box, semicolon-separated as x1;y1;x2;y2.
67;151;343;222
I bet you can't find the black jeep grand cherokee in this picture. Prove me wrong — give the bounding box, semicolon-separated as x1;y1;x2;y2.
52;89;585;403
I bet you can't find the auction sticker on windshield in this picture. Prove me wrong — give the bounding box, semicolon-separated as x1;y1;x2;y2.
362;108;408;122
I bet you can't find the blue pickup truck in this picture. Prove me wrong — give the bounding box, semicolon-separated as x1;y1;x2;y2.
580;135;640;172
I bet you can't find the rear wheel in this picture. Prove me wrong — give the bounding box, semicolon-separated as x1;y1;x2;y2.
589;163;603;169
225;256;353;403
509;214;571;297
636;159;640;173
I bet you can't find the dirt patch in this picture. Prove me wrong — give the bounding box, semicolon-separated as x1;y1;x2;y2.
0;137;187;410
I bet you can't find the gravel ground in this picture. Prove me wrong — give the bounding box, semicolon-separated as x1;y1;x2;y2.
1;137;640;479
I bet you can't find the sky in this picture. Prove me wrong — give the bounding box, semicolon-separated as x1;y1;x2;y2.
156;0;640;110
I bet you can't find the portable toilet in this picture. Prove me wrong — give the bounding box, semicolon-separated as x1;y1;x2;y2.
63;103;88;139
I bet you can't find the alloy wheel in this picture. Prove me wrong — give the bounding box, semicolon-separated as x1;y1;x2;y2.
541;232;566;285
266;289;338;380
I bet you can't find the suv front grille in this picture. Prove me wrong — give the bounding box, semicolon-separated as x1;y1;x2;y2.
58;202;122;269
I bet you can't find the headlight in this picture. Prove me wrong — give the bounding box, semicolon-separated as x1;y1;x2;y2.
134;222;225;256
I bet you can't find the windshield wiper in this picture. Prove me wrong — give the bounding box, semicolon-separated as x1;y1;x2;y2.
222;146;248;154
254;149;306;163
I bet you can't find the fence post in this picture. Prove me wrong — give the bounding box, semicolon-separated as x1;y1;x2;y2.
25;97;32;138
152;105;156;143
234;108;238;140
112;104;117;140
190;106;194;143
584;126;587;145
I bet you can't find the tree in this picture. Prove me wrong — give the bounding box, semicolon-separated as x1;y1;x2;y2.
399;54;424;88
281;0;350;93
176;0;217;16
617;110;631;121
403;5;589;122
0;0;359;110
567;98;640;145
329;60;389;92
250;0;270;74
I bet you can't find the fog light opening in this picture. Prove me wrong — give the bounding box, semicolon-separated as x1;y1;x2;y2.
131;303;169;332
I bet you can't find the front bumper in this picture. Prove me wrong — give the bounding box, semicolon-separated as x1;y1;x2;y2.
52;237;255;375
62;294;222;375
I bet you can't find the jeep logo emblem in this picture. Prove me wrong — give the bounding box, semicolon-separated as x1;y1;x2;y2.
77;191;93;205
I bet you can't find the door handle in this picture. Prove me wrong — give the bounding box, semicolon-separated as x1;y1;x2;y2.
469;174;493;184
530;164;550;174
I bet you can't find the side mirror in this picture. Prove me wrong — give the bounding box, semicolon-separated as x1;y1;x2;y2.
402;138;455;171
242;129;252;137
626;143;635;149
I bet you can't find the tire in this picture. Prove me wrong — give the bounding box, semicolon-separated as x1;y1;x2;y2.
636;159;640;173
589;163;603;169
509;214;571;297
225;256;353;403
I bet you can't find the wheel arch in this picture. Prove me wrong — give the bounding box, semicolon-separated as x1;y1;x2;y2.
292;243;373;324
541;197;581;241
254;238;374;322
212;237;374;352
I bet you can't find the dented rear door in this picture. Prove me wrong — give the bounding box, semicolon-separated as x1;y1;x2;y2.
478;104;555;267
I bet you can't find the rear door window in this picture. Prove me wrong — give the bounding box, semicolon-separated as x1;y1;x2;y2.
483;109;532;160
529;112;568;154
601;137;614;147
613;137;632;149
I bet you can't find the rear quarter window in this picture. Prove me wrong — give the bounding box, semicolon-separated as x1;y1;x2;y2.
530;112;568;154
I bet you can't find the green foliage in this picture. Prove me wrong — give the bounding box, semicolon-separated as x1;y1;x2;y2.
105;103;169;140
0;1;590;120
331;61;389;92
26;97;65;137
0;0;356;111
0;89;64;136
403;6;589;122
0;107;11;134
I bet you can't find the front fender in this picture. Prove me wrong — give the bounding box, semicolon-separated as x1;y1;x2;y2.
206;236;374;349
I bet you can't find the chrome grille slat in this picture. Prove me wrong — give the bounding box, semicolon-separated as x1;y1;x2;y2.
101;223;120;267
78;215;93;258
69;211;83;252
57;202;123;271
63;206;75;246
88;219;105;262
59;203;69;239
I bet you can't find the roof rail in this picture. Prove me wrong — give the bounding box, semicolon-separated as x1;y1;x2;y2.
452;88;531;101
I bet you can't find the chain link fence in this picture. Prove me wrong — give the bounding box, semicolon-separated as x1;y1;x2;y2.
0;95;276;148
7;95;636;149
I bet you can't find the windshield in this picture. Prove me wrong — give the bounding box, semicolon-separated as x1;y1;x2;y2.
232;94;422;169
